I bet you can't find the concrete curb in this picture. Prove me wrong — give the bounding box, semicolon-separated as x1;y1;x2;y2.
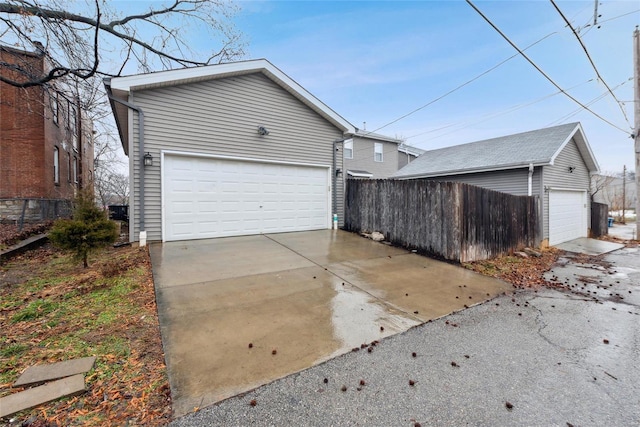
0;233;49;264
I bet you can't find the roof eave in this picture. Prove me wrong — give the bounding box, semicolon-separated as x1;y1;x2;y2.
394;161;549;180
103;79;129;155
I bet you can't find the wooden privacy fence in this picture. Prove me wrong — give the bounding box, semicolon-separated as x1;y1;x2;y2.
344;179;540;263
590;201;608;238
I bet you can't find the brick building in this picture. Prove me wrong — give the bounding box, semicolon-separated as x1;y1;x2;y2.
0;45;94;222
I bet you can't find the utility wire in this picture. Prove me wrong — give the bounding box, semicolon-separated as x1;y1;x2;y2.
466;0;630;135
406;79;594;142
550;0;632;127
357;31;558;138
548;77;633;126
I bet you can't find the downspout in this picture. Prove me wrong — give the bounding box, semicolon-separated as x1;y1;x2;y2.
333;140;339;229
528;163;534;196
105;91;147;245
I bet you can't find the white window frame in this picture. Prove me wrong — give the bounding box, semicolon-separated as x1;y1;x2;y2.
374;142;383;162
73;156;78;184
344;139;353;159
53;147;60;184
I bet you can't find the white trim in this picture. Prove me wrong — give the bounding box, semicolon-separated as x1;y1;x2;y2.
343;139;353;159
347;170;373;178
546;187;588;192
160;151;333;242
374;142;383;163
161;150;331;169
395;161;548;180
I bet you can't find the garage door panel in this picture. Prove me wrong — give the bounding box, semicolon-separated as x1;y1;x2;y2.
549;190;587;246
164;155;329;241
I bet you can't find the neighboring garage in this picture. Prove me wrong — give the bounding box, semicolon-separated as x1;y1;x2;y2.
394;122;600;247
106;59;357;243
548;189;588;246
162;154;330;241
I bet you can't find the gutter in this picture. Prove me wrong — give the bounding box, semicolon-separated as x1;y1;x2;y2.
104;79;148;245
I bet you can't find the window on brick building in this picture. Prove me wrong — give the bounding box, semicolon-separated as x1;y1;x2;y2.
67;153;71;182
73;157;78;184
71;107;78;150
52;93;59;125
53;147;60;184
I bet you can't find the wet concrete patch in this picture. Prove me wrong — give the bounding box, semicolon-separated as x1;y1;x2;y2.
554;237;624;256
151;231;510;417
328;254;512;321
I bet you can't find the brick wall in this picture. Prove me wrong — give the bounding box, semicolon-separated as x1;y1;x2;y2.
0;46;94;205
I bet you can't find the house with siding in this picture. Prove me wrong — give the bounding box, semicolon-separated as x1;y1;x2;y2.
343;130;404;179
398;143;425;169
106;59;406;244
393;123;600;246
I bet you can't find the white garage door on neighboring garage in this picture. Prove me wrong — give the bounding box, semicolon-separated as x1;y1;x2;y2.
548;189;587;246
163;154;330;242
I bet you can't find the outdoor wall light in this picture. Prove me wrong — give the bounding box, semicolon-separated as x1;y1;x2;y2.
568;166;575;173
257;126;269;136
144;152;153;167
335;168;343;177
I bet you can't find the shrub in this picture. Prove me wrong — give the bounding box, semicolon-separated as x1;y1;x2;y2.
49;191;118;267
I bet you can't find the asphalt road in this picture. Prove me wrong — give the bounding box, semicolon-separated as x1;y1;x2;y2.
170;246;640;427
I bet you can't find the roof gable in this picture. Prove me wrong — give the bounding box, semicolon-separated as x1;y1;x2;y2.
105;59;356;153
394;123;599;178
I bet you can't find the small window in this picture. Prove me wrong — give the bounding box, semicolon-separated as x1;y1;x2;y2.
52;93;59;125
67;153;71;182
344;139;353;159
374;142;383;162
73;157;78;184
71;107;78;150
53;147;60;184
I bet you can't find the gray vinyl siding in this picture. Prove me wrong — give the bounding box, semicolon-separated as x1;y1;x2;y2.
129;73;344;241
398;151;415;169
541;137;591;240
344;136;399;178
423;168;542;197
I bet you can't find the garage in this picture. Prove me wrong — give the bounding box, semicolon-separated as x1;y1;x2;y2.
162;154;330;242
548;189;588;246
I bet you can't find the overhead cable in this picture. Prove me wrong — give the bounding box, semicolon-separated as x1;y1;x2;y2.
466;0;631;135
550;0;632;127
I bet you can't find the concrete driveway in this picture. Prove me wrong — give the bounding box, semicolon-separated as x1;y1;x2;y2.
150;230;510;417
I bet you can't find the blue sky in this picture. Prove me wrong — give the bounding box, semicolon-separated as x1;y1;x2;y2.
229;0;638;173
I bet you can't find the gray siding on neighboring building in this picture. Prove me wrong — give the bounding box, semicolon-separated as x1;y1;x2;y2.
540;137;591;240
128;73;344;241
422;167;541;197
398;151;416;169
345;136;399;179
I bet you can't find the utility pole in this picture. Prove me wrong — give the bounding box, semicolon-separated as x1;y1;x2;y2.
622;165;626;224
634;27;640;238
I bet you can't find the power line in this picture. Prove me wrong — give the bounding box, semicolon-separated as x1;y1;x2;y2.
406;79;594;143
550;0;632;127
358;31;558;137
466;0;631;135
548;77;633;126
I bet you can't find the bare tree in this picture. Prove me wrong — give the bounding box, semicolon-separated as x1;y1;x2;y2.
0;0;245;88
2;0;245;207
590;173;617;203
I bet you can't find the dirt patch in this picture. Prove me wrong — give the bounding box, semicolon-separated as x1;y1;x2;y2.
0;244;171;426
0;222;52;249
463;247;562;289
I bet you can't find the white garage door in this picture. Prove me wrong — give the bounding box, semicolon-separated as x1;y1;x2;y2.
163;155;330;241
549;190;587;246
